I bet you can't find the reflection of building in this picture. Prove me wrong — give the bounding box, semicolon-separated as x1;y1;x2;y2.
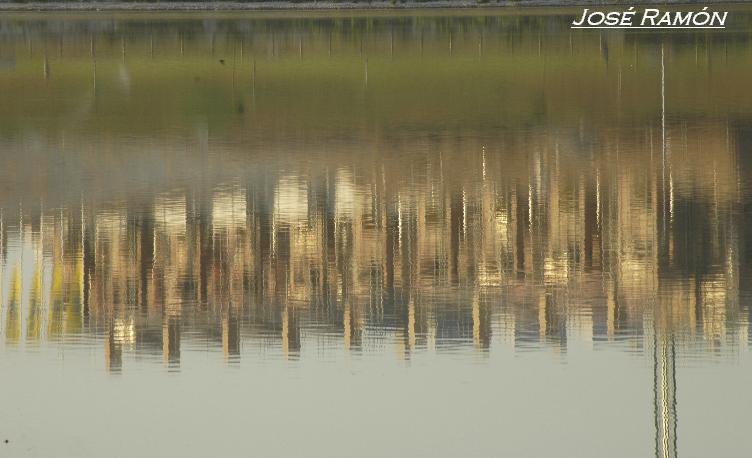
0;122;748;370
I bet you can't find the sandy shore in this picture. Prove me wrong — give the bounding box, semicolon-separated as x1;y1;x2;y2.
0;0;740;12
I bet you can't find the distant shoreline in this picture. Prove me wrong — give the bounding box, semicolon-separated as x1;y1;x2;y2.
0;1;743;12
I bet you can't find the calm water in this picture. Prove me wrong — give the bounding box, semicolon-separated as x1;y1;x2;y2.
2;9;752;457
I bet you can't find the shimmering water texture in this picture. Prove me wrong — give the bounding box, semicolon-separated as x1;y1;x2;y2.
1;10;752;458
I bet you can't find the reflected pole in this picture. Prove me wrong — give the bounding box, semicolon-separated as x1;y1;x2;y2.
653;329;678;458
654;39;677;458
661;42;667;243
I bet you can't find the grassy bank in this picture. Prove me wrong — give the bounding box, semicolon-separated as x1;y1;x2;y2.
1;14;750;140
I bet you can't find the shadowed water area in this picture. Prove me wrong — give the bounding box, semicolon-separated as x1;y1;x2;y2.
1;8;752;457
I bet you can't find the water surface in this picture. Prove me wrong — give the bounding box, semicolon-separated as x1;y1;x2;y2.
1;9;752;457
